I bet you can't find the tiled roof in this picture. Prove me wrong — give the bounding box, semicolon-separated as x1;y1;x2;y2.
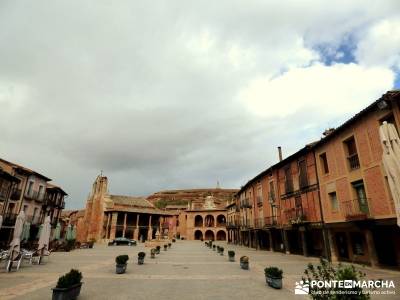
109;195;154;208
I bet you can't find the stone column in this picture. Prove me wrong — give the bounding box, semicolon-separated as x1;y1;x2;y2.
110;212;118;240
283;230;290;254
327;230;338;262
134;214;140;241
148;215;153;241
122;213;127;238
300;228;309;257
105;213;111;239
364;229;379;267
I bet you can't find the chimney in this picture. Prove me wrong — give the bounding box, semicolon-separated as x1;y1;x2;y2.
278;146;283;162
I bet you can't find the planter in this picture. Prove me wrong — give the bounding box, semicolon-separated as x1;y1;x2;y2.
116;264;127;274
240;261;249;270
150;253;155;259
266;276;282;289
220;252;224;256
138;258;144;265
228;256;235;262
52;283;83;300
155;249;160;254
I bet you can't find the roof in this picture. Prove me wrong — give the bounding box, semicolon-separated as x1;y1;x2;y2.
105;206;178;215
237;90;400;195
0;168;21;183
109;195;154;208
165;205;187;209
313;90;400;148
46;183;68;195
0;158;51;181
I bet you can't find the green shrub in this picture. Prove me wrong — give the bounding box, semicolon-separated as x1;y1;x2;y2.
115;255;129;265
220;247;224;252
240;256;249;262
228;250;235;257
303;258;369;300
138;252;146;258
264;267;283;278
56;269;82;289
156;246;161;250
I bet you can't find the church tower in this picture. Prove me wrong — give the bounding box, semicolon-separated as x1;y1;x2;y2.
82;175;108;241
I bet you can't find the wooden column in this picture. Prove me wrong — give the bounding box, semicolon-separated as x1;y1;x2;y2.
134;214;140;241
148;215;153;241
327;230;338;262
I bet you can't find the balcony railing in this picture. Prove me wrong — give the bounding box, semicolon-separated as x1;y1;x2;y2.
25;190;45;202
240;219;251;228
342;198;370;220
255;218;264;228
1;213;18;226
299;174;309;189
241;199;252;208
284;206;307;224
264;216;278;227
285;180;294;194
348;154;360;170
226;221;239;228
256;196;263;206
10;188;22;200
268;192;276;203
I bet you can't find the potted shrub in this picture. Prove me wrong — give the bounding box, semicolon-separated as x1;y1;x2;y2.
240;256;249;270
168;243;171;248
265;267;283;289
115;255;129;274
208;241;213;248
156;246;161;254
138;252;146;265
216;246;220;253
212;245;216;251
172;238;176;242
88;238;95;249
163;244;168;251
52;269;83;300
219;247;224;256
228;250;235;262
150;248;156;259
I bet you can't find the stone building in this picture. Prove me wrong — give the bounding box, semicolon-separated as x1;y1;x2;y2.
0;157;67;245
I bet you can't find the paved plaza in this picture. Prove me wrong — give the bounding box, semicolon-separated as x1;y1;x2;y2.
0;241;399;299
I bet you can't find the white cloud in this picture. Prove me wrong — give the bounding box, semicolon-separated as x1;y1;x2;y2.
239;63;394;119
356;18;400;69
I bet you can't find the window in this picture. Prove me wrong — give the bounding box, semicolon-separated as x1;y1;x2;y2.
27;181;34;196
23;205;28;213
269;181;275;202
38;185;44;199
351;181;369;214
344;137;360;170
298;158;308;188
284;166;293;193
380;113;399;133
329;192;339;211
32;207;38;221
319;153;329;174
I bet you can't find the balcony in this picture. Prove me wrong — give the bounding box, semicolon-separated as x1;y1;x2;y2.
10;188;22;200
284;206;307;225
264;216;278;227
25;190;45;202
240;199;252;209
299;174;309;189
342;198;370;221
255;218;264;228
268;192;276;203
1;213;18;226
347;153;360;170
240;218;251;229
256;196;263;207
0;186;8;201
226;221;239;228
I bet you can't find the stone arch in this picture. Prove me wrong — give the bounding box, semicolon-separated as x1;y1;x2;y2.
216;214;226;226
194;230;203;240
204;215;214;227
194;215;203;227
216;230;226;241
205;230;215;241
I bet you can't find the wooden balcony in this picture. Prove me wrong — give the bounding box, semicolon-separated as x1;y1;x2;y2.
256;196;263;207
284;206;308;225
264;216;278;227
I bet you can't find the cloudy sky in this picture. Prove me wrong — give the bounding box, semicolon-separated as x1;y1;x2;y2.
1;1;400;209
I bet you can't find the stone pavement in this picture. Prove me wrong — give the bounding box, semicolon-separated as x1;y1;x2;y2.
0;240;399;299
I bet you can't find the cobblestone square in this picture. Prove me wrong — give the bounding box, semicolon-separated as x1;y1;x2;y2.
1;241;399;300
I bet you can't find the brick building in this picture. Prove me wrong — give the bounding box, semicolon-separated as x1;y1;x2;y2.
232;90;400;268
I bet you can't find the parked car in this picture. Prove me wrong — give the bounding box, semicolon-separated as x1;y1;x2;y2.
108;237;137;246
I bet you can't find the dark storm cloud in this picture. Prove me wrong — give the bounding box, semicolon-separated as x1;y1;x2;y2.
0;1;399;208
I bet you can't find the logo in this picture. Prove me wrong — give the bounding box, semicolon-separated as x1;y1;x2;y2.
295;280;310;295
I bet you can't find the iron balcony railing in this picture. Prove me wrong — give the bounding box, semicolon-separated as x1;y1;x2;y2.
255;218;264;228
284;206;308;224
256;196;263;206
241;198;252;208
347;153;361;170
342;198;370;220
299;174;309;189
264;216;278;227
226;221;239;228
268;192;276;202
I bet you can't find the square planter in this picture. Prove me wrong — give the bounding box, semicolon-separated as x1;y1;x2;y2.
52;283;82;300
266;276;282;289
116;264;127;274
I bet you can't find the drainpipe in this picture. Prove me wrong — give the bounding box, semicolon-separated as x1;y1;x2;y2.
313;149;331;262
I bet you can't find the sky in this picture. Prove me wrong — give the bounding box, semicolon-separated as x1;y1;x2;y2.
1;1;400;209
